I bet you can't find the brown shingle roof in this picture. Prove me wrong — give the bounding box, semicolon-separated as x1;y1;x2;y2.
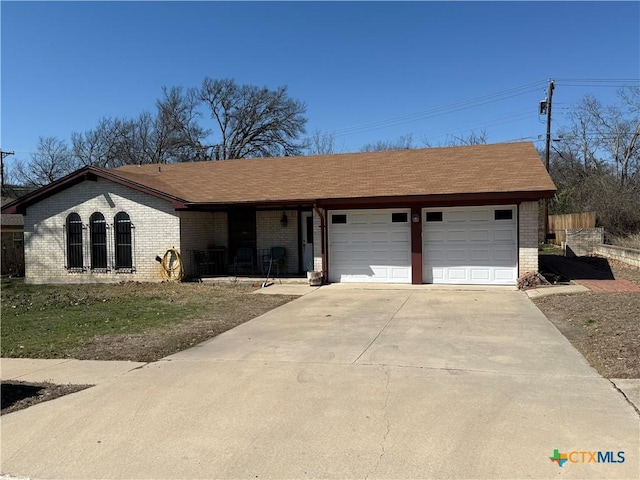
114;142;555;204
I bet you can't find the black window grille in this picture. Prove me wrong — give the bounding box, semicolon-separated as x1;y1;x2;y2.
66;213;84;270
90;212;108;269
114;212;133;270
332;214;347;224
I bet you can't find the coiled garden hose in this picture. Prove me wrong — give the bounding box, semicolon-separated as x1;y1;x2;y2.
159;248;184;281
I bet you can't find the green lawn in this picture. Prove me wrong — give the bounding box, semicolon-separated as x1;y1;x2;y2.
1;278;294;361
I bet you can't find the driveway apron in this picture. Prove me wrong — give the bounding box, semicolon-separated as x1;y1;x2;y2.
2;287;638;479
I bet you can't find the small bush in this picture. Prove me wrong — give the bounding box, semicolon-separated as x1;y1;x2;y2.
609;233;640;250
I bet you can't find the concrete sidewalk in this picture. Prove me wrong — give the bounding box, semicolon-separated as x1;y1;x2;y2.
2;288;638;479
1;358;146;385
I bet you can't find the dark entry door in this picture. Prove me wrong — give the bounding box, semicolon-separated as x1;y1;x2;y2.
228;209;257;258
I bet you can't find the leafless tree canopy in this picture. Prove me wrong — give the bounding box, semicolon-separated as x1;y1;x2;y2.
361;134;414;152
304;129;336;156
196;78;307;159
550;87;640;235
14;137;78;187
10;78;307;186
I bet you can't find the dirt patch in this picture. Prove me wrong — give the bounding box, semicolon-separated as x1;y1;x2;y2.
533;257;640;378
1;381;91;415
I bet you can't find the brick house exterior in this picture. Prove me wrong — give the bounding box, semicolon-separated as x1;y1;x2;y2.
2;142;555;285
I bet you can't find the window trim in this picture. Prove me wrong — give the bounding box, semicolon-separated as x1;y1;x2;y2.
426;211;444;222
331;214;347;224
392;212;408;223
495;209;514;221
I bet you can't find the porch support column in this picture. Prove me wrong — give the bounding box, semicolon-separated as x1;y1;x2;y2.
411;206;422;284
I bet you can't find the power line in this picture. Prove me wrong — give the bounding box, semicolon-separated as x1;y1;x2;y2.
303;80;548;140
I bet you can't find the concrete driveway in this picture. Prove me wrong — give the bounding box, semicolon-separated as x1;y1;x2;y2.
2;286;638;479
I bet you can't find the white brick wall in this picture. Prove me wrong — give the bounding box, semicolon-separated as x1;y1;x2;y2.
312;208;324;273
518;201;539;276
24;178;180;284
256;210;299;274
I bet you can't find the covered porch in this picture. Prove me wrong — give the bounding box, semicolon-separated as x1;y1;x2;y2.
179;207;318;280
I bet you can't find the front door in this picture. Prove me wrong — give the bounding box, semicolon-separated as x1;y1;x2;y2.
228;209;257;260
301;211;314;271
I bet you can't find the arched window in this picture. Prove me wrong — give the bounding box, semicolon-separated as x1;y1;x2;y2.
66;213;84;270
114;212;133;270
90;212;107;269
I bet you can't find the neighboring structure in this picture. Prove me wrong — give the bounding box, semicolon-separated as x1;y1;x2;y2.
1;142;556;285
1;186;35;276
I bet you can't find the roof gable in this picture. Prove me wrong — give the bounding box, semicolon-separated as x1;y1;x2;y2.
0;167;187;214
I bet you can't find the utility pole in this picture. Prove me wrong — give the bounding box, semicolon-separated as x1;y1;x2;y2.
542;80;554;243
0;150;15;192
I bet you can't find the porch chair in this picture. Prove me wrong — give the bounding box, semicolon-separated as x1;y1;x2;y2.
194;250;216;276
269;246;286;277
233;247;254;275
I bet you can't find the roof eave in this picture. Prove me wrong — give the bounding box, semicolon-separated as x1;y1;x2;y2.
0;167;188;214
178;189;556;210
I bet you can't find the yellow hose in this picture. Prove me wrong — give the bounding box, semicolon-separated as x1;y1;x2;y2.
160;248;184;281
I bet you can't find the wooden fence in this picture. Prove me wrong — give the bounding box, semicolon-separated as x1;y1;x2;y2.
548;211;596;246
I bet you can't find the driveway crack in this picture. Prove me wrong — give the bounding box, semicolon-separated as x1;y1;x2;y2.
365;367;392;479
353;292;413;365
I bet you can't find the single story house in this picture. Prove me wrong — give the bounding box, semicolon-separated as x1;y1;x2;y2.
1;142;556;285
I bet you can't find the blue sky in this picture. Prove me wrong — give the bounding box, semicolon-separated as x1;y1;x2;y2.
1;1;639;171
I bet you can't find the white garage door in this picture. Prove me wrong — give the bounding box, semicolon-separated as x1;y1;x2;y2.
423;206;517;285
329;209;411;283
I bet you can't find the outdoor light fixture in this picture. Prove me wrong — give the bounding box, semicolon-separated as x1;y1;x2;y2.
412;213;420;223
280;212;288;227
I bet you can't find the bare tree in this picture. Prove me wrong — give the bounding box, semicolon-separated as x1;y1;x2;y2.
549;87;640;235
305;129;336;155
71;118;127;168
195;78;307;159
14;137;77;186
423;129;488;148
156;86;207;162
361;134;413;152
556;88;640;186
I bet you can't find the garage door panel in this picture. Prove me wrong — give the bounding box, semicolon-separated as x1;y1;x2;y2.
470;269;491;281
447;268;468;280
494;247;516;262
470;248;491;262
350;213;369;224
494;228;516;242
329;209;411;283
447;229;468;242
470;210;490;222
446;249;468;262
427;230;447;242
423;206;517;285
469;229;490;242
495;269;516;281
447;211;467;222
390;231;410;243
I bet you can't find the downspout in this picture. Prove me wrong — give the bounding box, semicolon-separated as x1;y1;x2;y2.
313;203;328;283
